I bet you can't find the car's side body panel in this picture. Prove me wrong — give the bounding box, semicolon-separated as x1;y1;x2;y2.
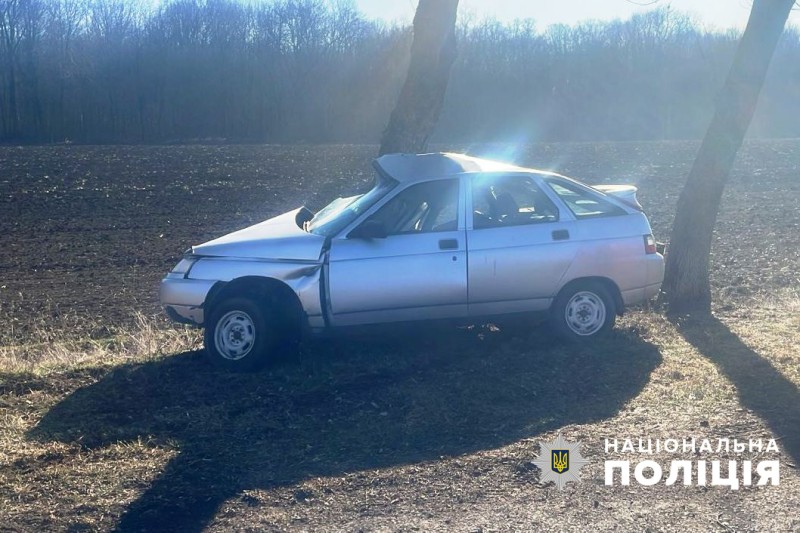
327;231;469;325
465;221;581;313
161;257;325;327
560;214;654;294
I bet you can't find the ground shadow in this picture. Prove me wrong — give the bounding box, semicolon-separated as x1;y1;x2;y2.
675;315;800;463
28;323;660;532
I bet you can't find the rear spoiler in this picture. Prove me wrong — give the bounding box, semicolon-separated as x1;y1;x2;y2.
593;184;643;211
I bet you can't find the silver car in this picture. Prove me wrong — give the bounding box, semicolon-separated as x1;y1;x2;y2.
161;153;664;371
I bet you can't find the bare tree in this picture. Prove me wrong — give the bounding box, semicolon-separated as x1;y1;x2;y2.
4;1;800;145
0;0;46;139
378;0;459;155
42;0;87;140
660;0;795;313
0;0;24;137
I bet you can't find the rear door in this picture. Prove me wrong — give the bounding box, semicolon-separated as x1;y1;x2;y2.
466;173;579;316
327;178;468;325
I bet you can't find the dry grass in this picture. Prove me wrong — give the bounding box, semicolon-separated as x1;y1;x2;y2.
0;311;201;374
1;297;799;532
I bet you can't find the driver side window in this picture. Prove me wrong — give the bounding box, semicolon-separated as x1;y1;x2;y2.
366;179;460;235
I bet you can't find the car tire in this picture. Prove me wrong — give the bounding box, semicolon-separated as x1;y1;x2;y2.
550;281;616;341
204;296;277;372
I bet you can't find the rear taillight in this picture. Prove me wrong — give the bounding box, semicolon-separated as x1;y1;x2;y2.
644;234;657;254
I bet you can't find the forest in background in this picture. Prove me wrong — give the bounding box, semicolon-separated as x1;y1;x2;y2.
1;0;799;144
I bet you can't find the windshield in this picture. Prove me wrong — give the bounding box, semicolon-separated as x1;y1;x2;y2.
306;177;396;237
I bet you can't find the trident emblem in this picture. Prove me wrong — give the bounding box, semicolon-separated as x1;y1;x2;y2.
534;434;588;489
551;450;569;473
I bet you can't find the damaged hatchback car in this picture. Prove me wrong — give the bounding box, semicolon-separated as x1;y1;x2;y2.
161;153;664;371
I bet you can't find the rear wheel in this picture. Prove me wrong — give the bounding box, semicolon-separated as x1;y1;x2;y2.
204;297;276;372
551;281;616;341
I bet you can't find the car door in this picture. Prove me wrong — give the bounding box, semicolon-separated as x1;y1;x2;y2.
466;173;579;316
327;178;468;326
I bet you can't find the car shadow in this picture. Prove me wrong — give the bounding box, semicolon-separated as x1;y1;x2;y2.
674;315;800;464
28;323;661;532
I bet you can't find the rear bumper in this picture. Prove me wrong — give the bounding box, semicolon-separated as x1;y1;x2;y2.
160;277;216;326
622;253;664;306
621;282;662;306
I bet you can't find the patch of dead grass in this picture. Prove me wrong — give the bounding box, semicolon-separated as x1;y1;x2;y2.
0;311;201;375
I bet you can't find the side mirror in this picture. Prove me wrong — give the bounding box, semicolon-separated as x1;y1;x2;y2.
350;220;388;239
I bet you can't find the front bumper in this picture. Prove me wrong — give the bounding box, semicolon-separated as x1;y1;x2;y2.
165;305;203;325
160;276;217;326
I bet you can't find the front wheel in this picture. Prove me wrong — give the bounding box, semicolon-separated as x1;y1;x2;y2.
204;297;276;372
550;282;616;341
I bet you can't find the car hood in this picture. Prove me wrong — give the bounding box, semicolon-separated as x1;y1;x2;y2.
192;208;325;261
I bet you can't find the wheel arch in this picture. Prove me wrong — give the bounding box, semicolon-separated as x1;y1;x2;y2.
554;276;624;316
204;276;306;332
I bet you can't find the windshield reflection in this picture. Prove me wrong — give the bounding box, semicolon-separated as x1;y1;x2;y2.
306;178;396;237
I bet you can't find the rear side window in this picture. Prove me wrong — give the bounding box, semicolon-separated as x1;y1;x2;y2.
545;179;626;219
472;175;559;229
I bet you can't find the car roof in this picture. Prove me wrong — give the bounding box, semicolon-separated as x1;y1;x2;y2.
373;152;541;183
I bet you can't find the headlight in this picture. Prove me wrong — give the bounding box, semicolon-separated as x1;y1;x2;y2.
170;255;199;277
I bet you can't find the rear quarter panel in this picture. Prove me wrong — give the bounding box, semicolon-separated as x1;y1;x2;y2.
560;213;654;293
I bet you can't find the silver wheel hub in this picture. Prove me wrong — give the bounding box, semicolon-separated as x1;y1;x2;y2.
214;310;256;360
564;291;606;336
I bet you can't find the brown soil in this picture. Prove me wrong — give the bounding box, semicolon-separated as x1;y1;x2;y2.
1;142;798;532
1;141;798;344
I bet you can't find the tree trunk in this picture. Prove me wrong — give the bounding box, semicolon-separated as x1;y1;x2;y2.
5;55;18;137
660;0;794;314
378;0;459;156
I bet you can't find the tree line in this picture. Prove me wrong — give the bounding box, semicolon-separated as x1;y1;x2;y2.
1;0;798;144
